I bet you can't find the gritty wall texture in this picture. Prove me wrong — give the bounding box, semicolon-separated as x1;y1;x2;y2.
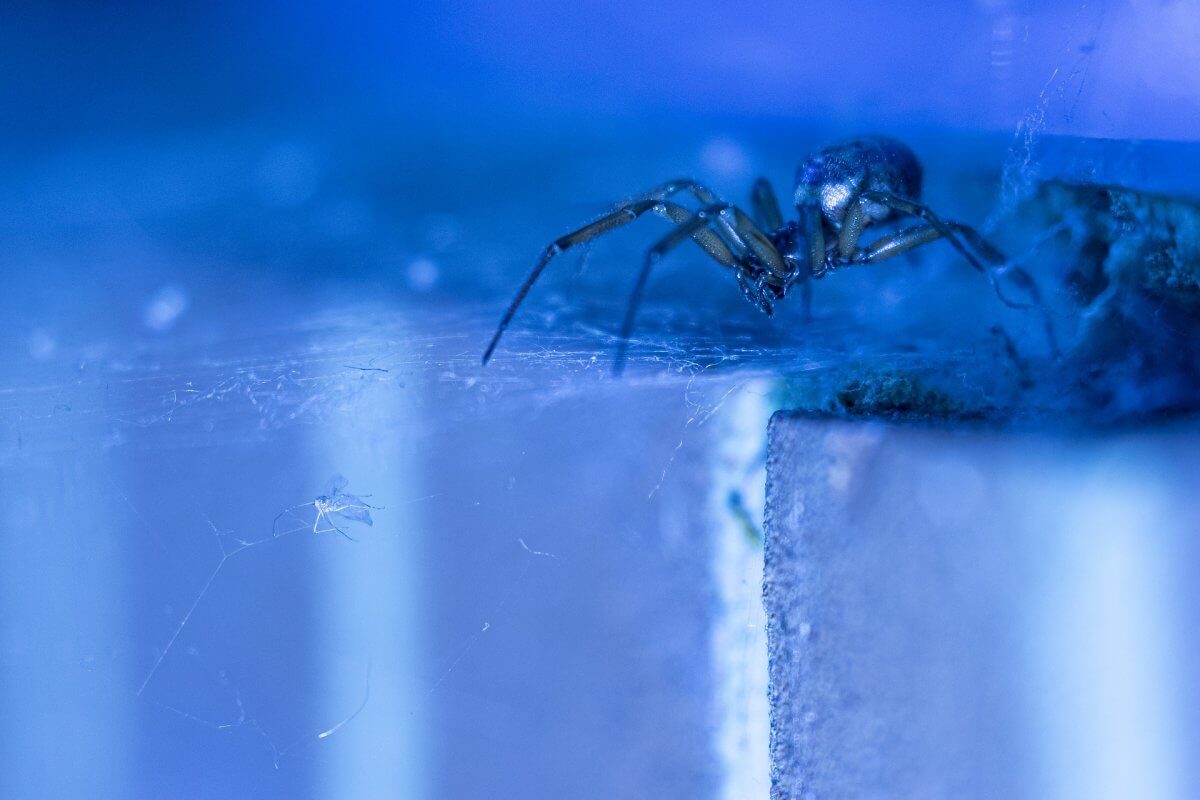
764;413;1200;800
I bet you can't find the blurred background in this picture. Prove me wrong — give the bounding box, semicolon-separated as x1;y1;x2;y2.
1;1;1197;798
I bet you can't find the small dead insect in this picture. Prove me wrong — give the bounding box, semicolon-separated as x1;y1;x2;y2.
273;475;378;541
483;135;1046;372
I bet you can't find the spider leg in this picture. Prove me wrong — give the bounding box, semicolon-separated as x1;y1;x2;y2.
834;195;940;264
721;208;796;320
836;201;870;261
791;201;822;273
750;178;784;230
796;201;825;328
613;202;794;373
749;179;814;320
857;191;993;268
634;178;723;206
724;206;789;280
854;193;1060;355
678;203;792;300
799;274;813;321
855;223;944;262
696;200;810;323
860;191;1046;302
614;206;742;375
483;197;713;364
636;180;783;269
640;180;767;266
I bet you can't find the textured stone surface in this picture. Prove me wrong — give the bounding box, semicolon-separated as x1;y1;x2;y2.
765;414;1200;800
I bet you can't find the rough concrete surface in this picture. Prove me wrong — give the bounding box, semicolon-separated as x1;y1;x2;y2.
765;414;1200;800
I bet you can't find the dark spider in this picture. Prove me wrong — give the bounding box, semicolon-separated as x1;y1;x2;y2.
482;135;1047;373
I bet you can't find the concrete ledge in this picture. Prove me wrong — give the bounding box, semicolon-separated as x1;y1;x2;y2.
764;414;1200;800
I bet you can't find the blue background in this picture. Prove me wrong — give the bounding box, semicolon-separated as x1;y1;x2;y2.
1;2;1197;798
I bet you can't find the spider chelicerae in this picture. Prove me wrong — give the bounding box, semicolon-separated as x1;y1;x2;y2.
482;135;1045;372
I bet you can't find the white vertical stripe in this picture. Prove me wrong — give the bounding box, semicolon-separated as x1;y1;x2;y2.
711;381;772;800
0;457;131;796
1032;467;1184;800
316;367;427;800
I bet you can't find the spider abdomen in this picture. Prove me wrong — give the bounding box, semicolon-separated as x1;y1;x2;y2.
794;136;923;231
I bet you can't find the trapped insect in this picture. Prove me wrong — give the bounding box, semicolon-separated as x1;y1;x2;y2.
482;136;1045;372
273;475;377;541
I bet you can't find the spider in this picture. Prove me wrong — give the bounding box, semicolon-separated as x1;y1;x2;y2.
482;135;1044;373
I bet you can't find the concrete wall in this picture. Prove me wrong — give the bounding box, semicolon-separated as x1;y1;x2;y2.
765;415;1200;800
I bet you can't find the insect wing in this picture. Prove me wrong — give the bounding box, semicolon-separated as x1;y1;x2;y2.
325;473;350;497
330;494;374;527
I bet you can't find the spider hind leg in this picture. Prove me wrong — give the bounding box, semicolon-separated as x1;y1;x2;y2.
848;191;1060;355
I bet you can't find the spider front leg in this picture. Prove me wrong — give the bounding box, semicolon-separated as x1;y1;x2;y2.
634;177;723;207
648;178;791;277
483;197;730;364
750;178;813;317
646;180;783;274
614;206;741;375
721;207;793;315
615;202;791;374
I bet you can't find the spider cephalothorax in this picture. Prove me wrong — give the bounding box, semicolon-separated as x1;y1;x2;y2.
483;135;1042;372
